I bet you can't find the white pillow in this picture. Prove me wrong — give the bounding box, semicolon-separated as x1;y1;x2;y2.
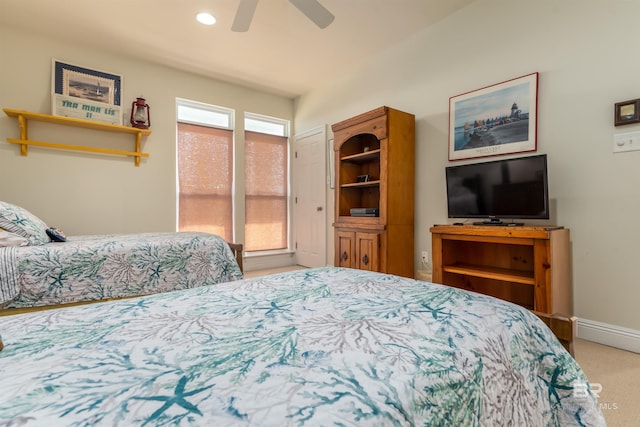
0;201;50;245
0;230;29;247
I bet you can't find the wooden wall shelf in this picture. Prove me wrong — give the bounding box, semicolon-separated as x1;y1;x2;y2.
3;108;151;166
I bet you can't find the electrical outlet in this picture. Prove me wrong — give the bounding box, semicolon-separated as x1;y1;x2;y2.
421;251;429;264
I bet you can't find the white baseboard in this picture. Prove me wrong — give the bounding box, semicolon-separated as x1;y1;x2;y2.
243;252;296;272
577;317;640;354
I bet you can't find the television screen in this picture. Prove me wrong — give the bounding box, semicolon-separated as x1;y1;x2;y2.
445;154;549;223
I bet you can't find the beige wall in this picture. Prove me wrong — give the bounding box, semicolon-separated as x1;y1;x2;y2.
295;0;640;333
0;25;293;248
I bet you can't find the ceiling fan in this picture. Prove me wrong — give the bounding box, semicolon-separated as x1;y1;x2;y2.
232;0;335;32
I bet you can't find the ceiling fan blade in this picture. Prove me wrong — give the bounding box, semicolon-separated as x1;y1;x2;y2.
232;0;258;32
289;0;335;29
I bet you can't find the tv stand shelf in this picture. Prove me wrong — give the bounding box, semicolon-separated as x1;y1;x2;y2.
430;224;572;315
442;263;535;285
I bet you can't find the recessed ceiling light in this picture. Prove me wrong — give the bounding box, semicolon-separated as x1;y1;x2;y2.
196;12;216;26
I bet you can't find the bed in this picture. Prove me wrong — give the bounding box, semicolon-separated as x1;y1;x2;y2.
0;201;243;311
0;267;605;426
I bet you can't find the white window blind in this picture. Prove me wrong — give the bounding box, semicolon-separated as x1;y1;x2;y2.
177;122;234;242
244;130;288;251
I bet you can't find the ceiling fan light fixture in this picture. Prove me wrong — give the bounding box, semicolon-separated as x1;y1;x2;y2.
232;0;258;32
289;0;334;29
232;0;334;32
196;12;217;26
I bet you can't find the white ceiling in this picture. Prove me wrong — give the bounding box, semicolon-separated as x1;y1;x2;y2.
0;0;475;98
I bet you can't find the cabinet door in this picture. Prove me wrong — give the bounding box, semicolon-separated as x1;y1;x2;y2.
355;232;380;271
336;231;356;268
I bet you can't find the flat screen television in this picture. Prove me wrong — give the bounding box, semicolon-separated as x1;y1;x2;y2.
445;154;549;225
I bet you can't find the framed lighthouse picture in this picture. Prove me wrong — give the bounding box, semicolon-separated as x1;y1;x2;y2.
448;73;538;161
51;59;123;125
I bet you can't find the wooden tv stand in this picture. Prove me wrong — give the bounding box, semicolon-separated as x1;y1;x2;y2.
429;225;572;315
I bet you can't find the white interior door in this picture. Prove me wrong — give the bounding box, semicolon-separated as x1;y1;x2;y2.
294;126;327;267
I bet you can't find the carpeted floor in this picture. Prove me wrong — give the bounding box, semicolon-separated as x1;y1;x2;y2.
574;338;640;426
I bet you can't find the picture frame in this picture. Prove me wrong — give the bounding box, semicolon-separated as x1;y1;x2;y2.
448;72;538;161
614;99;640;126
51;59;123;125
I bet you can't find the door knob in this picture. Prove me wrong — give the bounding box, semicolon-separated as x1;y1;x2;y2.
362;254;369;265
341;251;348;261
317;206;323;211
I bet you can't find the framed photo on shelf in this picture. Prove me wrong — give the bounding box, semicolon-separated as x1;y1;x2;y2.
614;99;640;126
448;72;538;161
51;59;123;125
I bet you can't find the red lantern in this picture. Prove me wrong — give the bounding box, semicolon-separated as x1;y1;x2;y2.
130;97;151;129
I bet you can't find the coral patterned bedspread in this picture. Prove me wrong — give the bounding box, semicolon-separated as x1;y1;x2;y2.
0;267;604;426
0;232;242;308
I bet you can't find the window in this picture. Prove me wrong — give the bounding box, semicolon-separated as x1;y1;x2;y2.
244;113;289;252
176;100;290;254
176;99;234;242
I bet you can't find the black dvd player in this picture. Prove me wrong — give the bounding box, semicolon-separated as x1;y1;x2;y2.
350;208;379;217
